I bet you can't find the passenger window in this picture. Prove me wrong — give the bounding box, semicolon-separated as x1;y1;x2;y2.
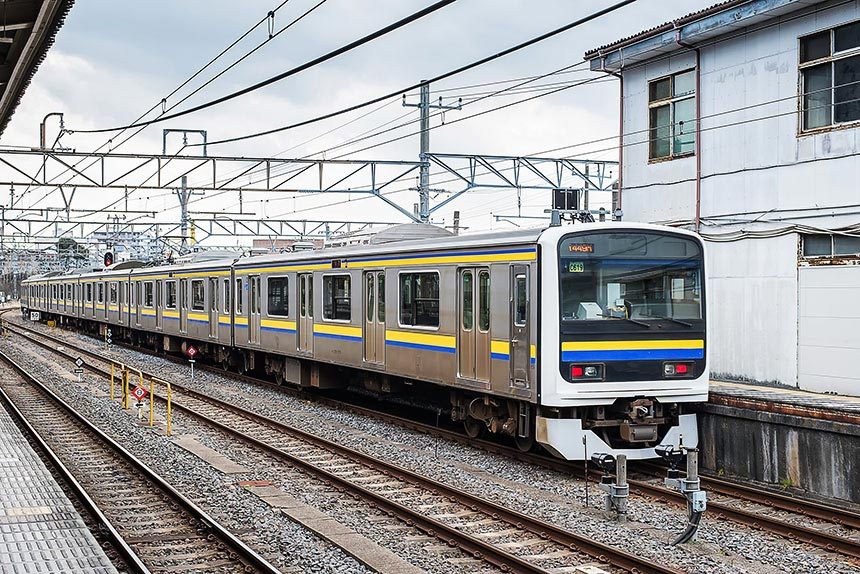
323;275;351;321
377;272;385;322
478;270;490;331
109;282;118;304
366;274;374;322
86;283;92;302
462;271;473;330
191;280;204;311
399;272;439;328
268;276;289;317
97;283;104;303
166;281;177;309
235;278;243;313
144;282;154;307
514;274;527;326
223;279;230;312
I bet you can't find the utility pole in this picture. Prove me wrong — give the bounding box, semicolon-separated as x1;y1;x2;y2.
403;81;460;223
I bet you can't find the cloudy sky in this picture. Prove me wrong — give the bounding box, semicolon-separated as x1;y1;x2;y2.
2;0;715;245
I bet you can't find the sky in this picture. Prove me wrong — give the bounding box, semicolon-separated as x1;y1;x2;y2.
1;0;717;246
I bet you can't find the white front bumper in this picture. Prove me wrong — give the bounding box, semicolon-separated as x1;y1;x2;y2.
535;413;699;460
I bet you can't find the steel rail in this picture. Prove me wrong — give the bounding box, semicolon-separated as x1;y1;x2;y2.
0;335;284;574
6;321;680;574
0;362;152;574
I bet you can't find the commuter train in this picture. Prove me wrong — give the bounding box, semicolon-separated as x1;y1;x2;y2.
20;222;708;460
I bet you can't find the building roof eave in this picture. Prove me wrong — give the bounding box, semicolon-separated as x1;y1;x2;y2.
586;0;822;72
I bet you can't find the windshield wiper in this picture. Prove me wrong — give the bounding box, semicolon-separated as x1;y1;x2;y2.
597;313;651;328
651;316;693;327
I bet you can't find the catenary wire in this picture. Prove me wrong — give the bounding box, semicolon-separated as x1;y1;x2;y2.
73;0;464;134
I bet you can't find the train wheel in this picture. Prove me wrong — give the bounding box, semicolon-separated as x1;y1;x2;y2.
514;434;535;453
463;417;483;439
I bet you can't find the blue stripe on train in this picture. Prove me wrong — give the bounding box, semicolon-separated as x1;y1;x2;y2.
561;349;704;362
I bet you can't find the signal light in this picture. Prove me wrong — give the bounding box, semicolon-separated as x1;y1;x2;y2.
664;362;693;377
571;364;603;380
104;252;113;267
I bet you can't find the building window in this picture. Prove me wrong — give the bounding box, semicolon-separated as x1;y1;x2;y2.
800;21;860;131
191;280;205;311
267;276;289;317
803;233;860;256
166;281;177;309
399;272;439;328
648;69;696;160
144;282;154;307
323;275;351;321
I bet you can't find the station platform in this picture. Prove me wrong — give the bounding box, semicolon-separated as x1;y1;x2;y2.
709;380;860;424
0;401;117;574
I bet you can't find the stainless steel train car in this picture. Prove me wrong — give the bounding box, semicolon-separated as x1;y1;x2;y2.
21;222;709;460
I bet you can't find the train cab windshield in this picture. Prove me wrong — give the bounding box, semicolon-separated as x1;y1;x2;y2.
559;232;703;325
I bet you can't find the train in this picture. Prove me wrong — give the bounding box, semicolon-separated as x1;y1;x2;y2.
20;222;708;460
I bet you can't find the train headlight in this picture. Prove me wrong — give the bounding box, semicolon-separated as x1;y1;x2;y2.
570;364;604;381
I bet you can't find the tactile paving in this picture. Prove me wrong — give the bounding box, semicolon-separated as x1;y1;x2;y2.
0;403;118;574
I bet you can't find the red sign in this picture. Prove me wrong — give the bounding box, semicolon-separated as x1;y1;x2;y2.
132;385;148;401
186;345;198;358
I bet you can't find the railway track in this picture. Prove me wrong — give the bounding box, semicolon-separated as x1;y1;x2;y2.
81;320;860;560
3;318;682;574
0;344;282;574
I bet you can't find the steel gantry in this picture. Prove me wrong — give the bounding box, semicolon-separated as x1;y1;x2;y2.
0;146;617;251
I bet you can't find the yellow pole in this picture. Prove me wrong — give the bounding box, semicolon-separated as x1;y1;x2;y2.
110;363;115;400
148;377;155;427
166;382;172;436
122;367;129;410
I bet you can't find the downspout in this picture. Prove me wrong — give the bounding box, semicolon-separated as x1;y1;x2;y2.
597;51;623;215
675;26;702;232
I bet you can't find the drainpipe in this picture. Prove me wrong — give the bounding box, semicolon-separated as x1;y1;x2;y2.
675;26;702;232
597;52;623;214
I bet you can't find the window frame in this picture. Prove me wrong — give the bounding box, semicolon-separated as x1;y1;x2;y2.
647;68;697;161
322;273;352;322
109;281;118;304
514;273;528;327
266;275;290;318
478;269;490;333
190;279;205;312
143;281;155;308
235;277;244;314
802;233;860;258
397;270;441;330
798;20;860;133
165;280;177;309
223;278;230;314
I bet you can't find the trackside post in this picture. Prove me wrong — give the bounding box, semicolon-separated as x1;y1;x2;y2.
148;377;173;436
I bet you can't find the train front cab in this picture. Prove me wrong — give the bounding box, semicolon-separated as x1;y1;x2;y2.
536;223;709;460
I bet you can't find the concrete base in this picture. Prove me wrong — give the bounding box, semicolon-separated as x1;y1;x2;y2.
695;403;860;504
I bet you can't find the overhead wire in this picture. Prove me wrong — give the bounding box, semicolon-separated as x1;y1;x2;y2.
177;0;638;147
73;0;464;134
22;0;299;209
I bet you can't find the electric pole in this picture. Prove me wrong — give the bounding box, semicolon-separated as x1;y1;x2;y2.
403;81;460;222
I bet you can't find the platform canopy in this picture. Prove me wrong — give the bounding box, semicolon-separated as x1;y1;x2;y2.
0;0;74;136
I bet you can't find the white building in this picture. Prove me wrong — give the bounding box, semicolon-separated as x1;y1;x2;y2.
586;0;860;395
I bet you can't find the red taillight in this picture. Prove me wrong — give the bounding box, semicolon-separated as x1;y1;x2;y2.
675;363;689;374
571;366;584;377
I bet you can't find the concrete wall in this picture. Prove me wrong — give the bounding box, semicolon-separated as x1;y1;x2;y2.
798;266;860;394
707;234;799;386
697;403;860;503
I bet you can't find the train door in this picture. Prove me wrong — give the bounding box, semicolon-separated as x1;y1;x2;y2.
248;275;261;345
117;281;124;325
179;278;188;333
509;265;530;389
208;277;218;338
155;280;163;330
297;273;313;353
458;268;490;381
363;271;385;364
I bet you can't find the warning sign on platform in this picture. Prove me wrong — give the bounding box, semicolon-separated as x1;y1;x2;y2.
131;386;148;401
